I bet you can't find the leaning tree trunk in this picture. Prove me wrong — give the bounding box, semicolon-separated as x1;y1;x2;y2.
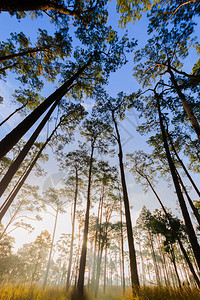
0;120;61;220
112;110;140;293
0;97;60;198
66;168;79;290
176;170;200;226
168;68;200;140
167;130;200;198
0;0;84;21
156;92;200;272
77;143;94;299
43;207;59;289
144;176;200;288
0;102;28;127
0;56;93;160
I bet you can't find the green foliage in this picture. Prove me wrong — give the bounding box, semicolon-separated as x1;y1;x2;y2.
117;0;200;30
133;26;194;87
117;0;152;27
0;29;71;88
80;114;114;154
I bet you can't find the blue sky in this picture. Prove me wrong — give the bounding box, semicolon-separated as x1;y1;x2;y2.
0;2;199;250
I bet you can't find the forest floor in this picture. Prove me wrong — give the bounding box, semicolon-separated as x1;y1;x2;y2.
0;285;199;300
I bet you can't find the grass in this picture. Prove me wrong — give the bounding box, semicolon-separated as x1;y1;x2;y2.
0;285;69;300
122;286;200;300
0;285;199;300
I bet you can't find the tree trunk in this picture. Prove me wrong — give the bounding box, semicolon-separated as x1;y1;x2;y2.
156;93;200;272
0;57;93;160
120;195;125;293
95;238;105;297
74;225;82;287
66;168;78;290
0;0;83;20
145;176;200;288
91;192;102;291
158;237;169;286
112;110;140;293
94;188;104;292
176;169;200;226
0;102;27;127
0;97;59;198
168;68;200;140
138;237;145;286
148;230;161;286
77;143;94;299
43;207;59;289
170;243;182;288
167;130;200;198
103;246;107;294
0;121;61;220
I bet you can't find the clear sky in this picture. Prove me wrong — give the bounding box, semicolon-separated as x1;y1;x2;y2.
0;1;199;252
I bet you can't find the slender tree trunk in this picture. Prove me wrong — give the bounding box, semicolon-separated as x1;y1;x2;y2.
0;121;61;220
158;238;169;286
176;169;200;226
0;98;59;198
88;261;91;290
0;57;93;160
168;68;200;140
43;207;59;289
0;102;27;127
147;263;152;283
91;192;101;291
138;238;145;286
0;211;16;239
74;225;82;287
120;195;125;293
167;131;200;198
170;244;181;288
168;260;176;288
77;144;94;299
148;230;161;286
95;238;105;297
110;258;113;287
177;237;200;288
94;188;104;292
66;168;78;290
156;93;200;272
112;110;139;292
181;259;191;286
103;246;107;294
144;176;200;287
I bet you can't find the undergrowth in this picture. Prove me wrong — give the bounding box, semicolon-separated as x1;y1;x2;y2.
0;285;199;300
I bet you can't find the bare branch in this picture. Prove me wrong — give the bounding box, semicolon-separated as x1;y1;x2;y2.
167;0;197;21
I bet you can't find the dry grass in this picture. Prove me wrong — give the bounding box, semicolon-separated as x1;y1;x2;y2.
122;286;200;300
0;285;199;300
0;285;69;300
